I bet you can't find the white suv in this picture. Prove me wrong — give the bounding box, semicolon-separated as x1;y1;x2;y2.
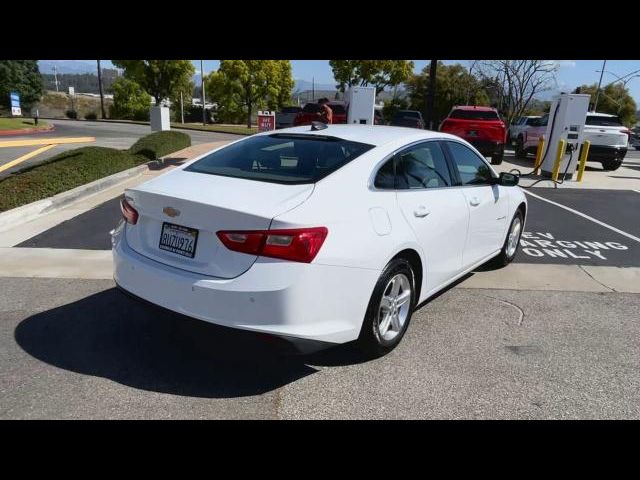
583;113;631;170
516;112;631;171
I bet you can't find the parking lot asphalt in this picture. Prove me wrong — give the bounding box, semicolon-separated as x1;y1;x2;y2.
2;276;638;419
17;187;640;267
0;119;242;178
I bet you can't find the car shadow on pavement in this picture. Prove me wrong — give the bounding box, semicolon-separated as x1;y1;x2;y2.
14;287;322;399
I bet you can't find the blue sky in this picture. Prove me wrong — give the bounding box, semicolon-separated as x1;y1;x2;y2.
41;60;640;104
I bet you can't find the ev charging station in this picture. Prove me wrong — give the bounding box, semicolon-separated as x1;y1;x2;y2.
346;86;376;125
540;93;590;180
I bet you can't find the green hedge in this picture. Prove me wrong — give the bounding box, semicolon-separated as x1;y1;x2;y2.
0;147;148;212
128;130;191;160
0;131;194;212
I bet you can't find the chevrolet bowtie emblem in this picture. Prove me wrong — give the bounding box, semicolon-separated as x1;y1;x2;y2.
163;207;180;217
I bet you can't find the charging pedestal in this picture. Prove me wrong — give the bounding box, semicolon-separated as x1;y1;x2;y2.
540;93;590;180
150;106;170;132
346;86;376;125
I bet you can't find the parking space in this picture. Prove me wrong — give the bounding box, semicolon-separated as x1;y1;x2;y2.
513;188;640;267
17;185;640;268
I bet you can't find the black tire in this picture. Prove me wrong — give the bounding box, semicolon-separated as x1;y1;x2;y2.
491;152;504;165
490;210;524;268
358;258;416;357
601;158;623;171
515;136;525;158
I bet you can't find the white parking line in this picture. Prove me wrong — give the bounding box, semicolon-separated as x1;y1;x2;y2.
522;189;640;244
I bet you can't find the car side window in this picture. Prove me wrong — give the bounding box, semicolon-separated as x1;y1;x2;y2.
446;142;494;186
373;158;395;189
395;142;452;189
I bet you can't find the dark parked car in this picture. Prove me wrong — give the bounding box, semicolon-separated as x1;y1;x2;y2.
276;106;303;129
390;110;425;129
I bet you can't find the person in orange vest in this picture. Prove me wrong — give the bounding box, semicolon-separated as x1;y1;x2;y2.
316;98;333;124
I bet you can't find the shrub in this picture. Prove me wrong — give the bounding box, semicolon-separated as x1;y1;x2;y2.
128;131;191;160
0;147;148;212
110;77;151;121
85;112;97;120
65;109;78;119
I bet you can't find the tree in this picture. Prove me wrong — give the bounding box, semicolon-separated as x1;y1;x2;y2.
329;60;414;95
573;83;637;127
111;60;195;106
475;60;558;125
110;77;151;121
0;60;43;109
406;62;490;126
206;60;294;127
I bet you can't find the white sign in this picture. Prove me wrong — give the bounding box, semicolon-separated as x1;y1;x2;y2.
520;231;628;261
68;86;75;96
11;106;22;116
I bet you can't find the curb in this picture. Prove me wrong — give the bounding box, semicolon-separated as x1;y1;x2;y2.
0;125;55;136
0;162;152;233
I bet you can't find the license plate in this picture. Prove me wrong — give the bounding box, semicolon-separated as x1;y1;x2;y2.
467;130;478;137
159;222;199;258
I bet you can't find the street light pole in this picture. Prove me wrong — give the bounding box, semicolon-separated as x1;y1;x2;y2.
97;60;106;119
201;60;206;126
426;60;438;130
594;60;606;112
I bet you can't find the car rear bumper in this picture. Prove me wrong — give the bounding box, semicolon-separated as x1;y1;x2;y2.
587;145;628;161
467;139;504;156
112;225;379;346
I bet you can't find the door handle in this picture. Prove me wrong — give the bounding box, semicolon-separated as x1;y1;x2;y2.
414;206;430;218
469;197;480;207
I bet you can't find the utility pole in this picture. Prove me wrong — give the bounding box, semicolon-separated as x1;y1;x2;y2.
594;60;606;112
53;65;59;91
97;60;106;119
426;60;438;130
201;60;206;126
180;91;185;124
312;76;315;102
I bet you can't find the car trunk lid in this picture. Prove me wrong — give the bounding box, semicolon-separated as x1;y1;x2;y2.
124;169;314;278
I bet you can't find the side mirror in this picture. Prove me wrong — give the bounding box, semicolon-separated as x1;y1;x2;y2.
498;172;519;186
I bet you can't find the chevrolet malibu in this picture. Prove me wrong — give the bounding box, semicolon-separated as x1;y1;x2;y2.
112;124;526;356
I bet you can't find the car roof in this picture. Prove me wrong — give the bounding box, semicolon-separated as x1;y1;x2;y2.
453;105;497;111
259;124;459;147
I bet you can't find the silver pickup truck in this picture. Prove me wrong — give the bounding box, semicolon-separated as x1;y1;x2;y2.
275;106;303;129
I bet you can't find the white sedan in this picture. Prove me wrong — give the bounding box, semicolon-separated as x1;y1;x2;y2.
112;123;526;356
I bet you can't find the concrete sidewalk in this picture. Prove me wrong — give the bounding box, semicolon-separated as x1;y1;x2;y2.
494;149;640;190
0;247;638;294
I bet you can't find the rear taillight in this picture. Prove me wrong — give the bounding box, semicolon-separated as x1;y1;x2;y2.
120;197;139;225
217;227;328;263
621;128;631;140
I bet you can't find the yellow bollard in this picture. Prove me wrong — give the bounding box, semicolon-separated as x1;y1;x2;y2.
551;139;567;182
576;140;591;182
533;135;545;175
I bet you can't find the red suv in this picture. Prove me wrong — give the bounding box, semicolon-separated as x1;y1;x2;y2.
293;102;347;126
439;106;507;164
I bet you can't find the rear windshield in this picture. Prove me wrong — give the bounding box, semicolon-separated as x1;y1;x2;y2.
394;111;421;119
281;106;301;114
329;104;346;114
449;109;500;120
586;115;623;127
302;103;321;113
525;117;540;125
185;134;374;184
